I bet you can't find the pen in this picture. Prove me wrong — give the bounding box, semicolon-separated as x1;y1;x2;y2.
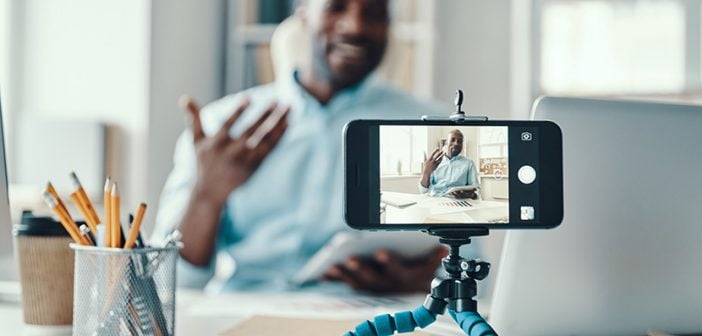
70;172;101;227
79;224;96;246
110;183;121;248
42;191;87;245
104;177;112;247
124;203;146;249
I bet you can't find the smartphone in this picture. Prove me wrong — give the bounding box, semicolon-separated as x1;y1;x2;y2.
344;119;563;230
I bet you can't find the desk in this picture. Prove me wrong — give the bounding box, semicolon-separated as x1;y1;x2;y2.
382;192;509;224
1;289;473;335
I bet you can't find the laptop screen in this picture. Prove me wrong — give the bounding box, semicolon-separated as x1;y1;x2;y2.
0;95;11;257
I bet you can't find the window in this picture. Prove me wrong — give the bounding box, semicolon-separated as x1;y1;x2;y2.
380;126;427;176
477;127;508;177
533;0;701;99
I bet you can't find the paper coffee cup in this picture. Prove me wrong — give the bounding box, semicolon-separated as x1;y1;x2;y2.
13;211;75;327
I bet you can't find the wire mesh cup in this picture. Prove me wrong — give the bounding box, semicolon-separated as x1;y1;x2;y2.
71;244;179;336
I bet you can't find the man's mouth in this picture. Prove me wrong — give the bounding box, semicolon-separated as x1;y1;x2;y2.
332;42;367;62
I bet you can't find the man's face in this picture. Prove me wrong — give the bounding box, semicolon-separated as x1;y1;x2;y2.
303;0;389;89
446;131;464;158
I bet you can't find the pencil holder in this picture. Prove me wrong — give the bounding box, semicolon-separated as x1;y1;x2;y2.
71;245;178;336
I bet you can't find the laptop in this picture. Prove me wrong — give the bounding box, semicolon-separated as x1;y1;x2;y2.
0;94;20;302
490;97;702;335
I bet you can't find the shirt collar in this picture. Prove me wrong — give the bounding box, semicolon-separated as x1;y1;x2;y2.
276;69;379;119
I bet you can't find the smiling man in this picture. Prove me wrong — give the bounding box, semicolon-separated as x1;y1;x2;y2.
154;0;447;293
420;129;480;199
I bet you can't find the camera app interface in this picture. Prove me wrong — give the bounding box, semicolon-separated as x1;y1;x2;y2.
380;126;509;224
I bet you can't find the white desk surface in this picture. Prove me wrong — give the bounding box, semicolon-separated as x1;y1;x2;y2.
0;289;477;335
382;191;508;224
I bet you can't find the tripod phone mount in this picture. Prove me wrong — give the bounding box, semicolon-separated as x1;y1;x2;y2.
344;90;498;336
421;90;489;123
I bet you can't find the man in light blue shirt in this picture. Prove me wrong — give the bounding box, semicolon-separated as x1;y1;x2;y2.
154;0;447;293
419;129;480;199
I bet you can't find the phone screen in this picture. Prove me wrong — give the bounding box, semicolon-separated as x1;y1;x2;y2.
380;125;512;225
344;120;562;230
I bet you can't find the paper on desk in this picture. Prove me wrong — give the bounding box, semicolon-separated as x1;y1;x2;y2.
187;292;425;320
220;315;431;336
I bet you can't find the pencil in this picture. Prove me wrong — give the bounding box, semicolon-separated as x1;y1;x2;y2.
42;191;87;245
104;177;112;247
69;192;99;234
46;182;73;222
70;172;101;226
124;203;146;249
110;183;121;248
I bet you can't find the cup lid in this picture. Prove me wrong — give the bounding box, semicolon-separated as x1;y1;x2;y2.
12;210;81;237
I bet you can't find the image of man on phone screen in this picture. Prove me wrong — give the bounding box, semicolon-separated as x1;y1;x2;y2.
419;129;480;199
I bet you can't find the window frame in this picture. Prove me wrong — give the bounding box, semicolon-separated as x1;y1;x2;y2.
530;0;702;99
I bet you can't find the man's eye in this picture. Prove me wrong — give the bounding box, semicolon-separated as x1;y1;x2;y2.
325;0;346;13
364;7;389;22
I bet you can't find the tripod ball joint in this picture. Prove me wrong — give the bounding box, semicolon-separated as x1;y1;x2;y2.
464;260;490;280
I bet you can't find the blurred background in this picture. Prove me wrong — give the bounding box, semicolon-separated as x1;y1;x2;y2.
1;0;700;235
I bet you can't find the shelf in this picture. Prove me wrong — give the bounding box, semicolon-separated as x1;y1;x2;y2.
381;174;422;179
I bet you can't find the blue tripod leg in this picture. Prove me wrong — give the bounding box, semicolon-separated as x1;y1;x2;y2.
450;309;498;336
343;305;438;336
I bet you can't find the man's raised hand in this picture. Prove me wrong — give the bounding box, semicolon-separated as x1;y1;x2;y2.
180;95;289;207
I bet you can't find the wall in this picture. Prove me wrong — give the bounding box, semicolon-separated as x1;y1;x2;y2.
3;0;225;235
10;0;150;206
431;0;532;120
146;0;226;234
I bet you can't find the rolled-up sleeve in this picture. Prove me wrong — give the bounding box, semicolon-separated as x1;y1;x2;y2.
418;177;430;194
153;130;215;288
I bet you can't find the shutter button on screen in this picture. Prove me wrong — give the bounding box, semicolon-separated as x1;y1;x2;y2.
518;165;536;184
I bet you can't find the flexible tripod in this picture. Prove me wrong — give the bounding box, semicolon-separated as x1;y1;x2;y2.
344;228;498;336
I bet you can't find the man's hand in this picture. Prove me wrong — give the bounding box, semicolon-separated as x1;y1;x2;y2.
420;148;443;188
182;96;289;207
323;247;448;294
449;189;477;200
423;148;443;174
177;95;288;266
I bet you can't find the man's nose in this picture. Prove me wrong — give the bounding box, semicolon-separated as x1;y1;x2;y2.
336;3;364;36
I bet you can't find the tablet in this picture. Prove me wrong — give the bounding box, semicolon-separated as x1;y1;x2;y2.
291;231;440;285
445;184;478;195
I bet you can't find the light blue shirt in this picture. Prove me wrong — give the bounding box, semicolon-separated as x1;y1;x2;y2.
153;71;446;291
418;155;479;196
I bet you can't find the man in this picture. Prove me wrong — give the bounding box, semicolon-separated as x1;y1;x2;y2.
154;0;447;293
419;129;480;199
